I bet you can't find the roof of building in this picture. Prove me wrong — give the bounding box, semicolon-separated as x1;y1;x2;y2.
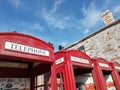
64;18;120;50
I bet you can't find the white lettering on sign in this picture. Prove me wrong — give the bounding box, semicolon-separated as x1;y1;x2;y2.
55;57;64;65
98;63;109;68
71;56;89;64
4;41;50;56
115;66;120;70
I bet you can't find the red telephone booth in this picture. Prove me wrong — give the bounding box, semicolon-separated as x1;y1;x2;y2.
92;58;116;90
54;50;96;90
110;62;120;89
0;32;56;90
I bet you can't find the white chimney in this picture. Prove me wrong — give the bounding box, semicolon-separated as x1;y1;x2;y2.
101;10;115;25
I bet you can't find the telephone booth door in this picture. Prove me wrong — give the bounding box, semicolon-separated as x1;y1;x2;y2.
93;58;116;90
56;67;66;90
72;65;95;90
32;63;54;90
55;50;96;90
110;62;120;90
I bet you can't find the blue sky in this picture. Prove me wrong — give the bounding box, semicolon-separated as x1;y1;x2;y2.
0;0;120;51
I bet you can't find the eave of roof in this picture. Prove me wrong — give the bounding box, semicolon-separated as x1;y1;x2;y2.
64;18;120;50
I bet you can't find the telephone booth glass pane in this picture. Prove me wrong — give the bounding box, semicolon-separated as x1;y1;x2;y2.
35;72;51;90
57;73;61;84
61;72;64;82
73;66;96;90
102;71;116;90
56;72;64;90
37;74;44;86
37;86;44;90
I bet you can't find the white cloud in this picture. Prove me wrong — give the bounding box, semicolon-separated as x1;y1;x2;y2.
35;0;85;31
39;0;70;30
51;0;64;13
20;21;44;31
113;6;120;14
8;0;22;8
40;5;81;30
12;0;20;5
0;21;44;33
35;0;80;30
81;2;102;28
59;41;69;47
41;9;68;29
84;29;90;34
30;22;44;31
37;1;104;31
41;10;82;30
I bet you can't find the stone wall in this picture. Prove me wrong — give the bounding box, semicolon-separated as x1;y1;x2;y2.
66;20;120;62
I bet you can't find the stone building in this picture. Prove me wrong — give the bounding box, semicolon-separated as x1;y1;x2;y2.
64;18;120;62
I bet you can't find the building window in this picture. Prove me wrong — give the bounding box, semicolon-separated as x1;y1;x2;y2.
78;45;86;52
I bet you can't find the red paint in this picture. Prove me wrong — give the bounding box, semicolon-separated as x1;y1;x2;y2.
0;32;55;90
54;50;95;90
110;62;120;89
1;32;120;90
92;58;116;90
0;32;54;62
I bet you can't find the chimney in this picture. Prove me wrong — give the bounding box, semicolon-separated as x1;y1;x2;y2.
101;10;115;25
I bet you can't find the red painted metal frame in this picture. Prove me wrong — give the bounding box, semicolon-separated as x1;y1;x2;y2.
0;32;54;62
110;62;120;90
0;32;56;90
92;58;114;90
54;50;94;90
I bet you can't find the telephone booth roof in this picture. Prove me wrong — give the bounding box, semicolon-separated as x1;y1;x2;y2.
93;58;112;70
0;32;54;62
110;62;120;72
55;50;93;68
